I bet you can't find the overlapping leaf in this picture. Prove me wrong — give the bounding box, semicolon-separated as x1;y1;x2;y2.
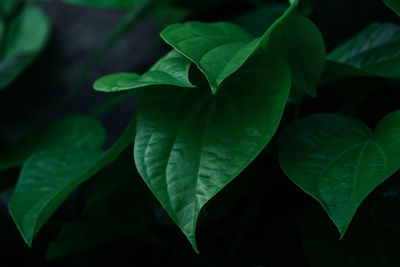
0;6;50;89
324;23;400;83
279;110;400;237
134;53;291;252
0;116;105;171
160;1;324;96
9;118;136;246
93;50;194;92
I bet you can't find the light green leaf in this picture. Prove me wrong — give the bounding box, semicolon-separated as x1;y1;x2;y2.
93;50;194;92
160;2;324;96
134;53;291;252
0;116;105;172
279;110;400;237
384;0;400;16
326;23;400;81
9;117;136;246
62;0;147;9
0;6;50;89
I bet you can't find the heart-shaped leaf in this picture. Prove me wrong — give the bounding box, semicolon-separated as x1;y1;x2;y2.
134;53;291;252
160;3;324;96
0;6;50;89
93;50;194;92
9;118;136;246
384;0;400;16
279;111;400;237
0;116;105;172
325;23;400;82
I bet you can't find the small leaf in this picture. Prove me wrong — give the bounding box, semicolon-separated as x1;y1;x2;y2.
93;50;194;92
326;23;400;81
0;6;50;89
9;117;136;246
134;53;291;252
384;0;400;16
279;111;400;237
0;116;105;172
62;0;147;9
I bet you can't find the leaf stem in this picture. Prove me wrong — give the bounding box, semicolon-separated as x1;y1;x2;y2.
64;0;156;102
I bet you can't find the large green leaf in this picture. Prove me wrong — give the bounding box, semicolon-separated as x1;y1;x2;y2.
0;6;50;89
62;0;147;9
384;0;400;16
134;53;291;252
93;50;194;92
279;110;400;237
0;116;105;171
325;23;400;81
160;2;324;96
9;118;136;246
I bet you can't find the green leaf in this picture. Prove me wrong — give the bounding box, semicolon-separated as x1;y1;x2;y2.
279;110;400;237
234;4;287;37
269;15;325;97
326;23;400;80
384;0;400;16
62;0;147;9
93;50;194;92
47;148;147;259
0;116;105;172
160;4;324;96
134;53;291;252
0;6;50;89
9;117;137;246
160;21;257;94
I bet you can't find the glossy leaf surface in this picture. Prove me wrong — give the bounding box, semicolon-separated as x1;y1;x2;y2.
134;54;291;252
0;116;105;171
9;118;137;246
327;23;400;79
0;6;50;89
93;50;194;92
160;21;256;94
161;6;324;96
279;111;400;237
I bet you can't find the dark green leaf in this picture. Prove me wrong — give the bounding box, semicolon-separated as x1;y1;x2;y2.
47;148;148;259
326;23;400;81
234;4;286;37
93;50;194;92
160;2;324;97
279;111;400;237
0;6;50;89
134;53;291;252
9;117;136;246
0;116;105;171
384;0;400;16
160;21;257;94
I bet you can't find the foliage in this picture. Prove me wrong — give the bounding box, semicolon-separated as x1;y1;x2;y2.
0;0;399;265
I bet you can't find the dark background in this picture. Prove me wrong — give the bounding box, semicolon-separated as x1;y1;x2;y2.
0;0;399;266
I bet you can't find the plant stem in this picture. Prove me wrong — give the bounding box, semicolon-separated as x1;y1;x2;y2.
64;0;156;102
